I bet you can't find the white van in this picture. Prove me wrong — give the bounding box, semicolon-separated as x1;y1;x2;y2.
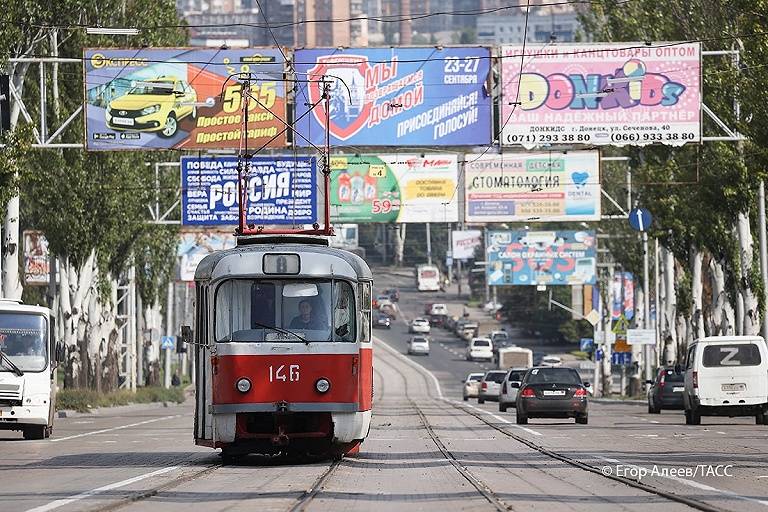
467;337;493;362
682;335;768;425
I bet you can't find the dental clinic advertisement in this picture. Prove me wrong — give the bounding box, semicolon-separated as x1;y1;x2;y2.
464;151;601;223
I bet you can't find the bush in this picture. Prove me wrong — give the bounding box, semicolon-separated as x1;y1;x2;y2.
57;386;185;413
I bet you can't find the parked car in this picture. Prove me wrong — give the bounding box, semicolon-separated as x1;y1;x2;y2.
467;337;494;362
499;367;528;412
515;366;590;424
478;370;507;404
407;335;430;356
374;313;391;329
409;317;431;334
647;366;686;413
462;372;485;401
105;76;197;138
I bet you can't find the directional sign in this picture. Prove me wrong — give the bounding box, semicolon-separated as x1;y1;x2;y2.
628;207;652;232
161;336;175;350
627;329;656;345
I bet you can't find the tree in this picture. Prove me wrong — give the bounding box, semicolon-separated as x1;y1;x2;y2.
2;0;188;390
578;1;768;354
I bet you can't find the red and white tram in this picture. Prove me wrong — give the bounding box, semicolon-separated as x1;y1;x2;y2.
189;235;373;459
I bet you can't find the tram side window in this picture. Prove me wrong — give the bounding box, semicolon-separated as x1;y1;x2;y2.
359;282;371;343
215;280;253;341
332;281;355;342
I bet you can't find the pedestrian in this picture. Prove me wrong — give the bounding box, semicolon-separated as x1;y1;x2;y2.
172;369;181;387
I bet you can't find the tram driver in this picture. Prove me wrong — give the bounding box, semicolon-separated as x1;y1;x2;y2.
289;299;327;330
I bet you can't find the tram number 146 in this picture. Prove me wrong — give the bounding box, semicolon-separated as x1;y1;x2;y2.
270;365;300;382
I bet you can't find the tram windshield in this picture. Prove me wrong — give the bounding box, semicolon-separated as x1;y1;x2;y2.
215;279;357;342
0;313;48;372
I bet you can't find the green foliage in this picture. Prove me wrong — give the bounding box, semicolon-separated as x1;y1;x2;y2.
2;1;188;311
56;386;185;413
0;124;34;209
579;0;768;324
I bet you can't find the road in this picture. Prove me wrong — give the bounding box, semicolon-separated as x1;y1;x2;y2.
1;267;767;511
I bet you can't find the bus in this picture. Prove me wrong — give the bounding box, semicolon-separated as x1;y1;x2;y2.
0;299;64;439
415;264;441;292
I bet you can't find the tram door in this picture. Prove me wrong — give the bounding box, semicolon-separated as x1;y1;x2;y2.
193;285;214;443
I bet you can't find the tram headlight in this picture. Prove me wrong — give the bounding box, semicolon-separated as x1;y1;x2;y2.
236;377;252;393
315;377;331;394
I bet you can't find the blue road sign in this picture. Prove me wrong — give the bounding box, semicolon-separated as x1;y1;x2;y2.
161;336;175;350
580;338;594;351
628;208;652;232
611;351;632;365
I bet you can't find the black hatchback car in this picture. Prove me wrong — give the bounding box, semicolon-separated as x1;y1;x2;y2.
646;366;686;413
514;366;590;424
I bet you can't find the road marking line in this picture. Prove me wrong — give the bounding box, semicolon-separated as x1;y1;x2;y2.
25;466;180;512
51;414;186;442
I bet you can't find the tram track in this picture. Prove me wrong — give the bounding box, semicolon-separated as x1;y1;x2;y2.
61;336;740;512
455;403;730;512
374;337;733;512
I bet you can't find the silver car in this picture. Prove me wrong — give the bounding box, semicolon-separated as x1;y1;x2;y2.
462;372;484;401
499;367;528;412
409;317;431;334
478;370;507;404
407;335;430;356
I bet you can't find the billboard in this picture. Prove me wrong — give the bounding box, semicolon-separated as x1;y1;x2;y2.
84;48;287;150
452;230;482;260
464;151;600;222
329;154;459;223
500;43;701;148
24;231;50;286
293;47;492;146
177;230;236;281
181;155;317;226
487;230;596;286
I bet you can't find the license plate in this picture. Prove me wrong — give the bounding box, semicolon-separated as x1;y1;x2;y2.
722;383;746;392
672;386;684;392
543;390;566;396
112;117;134;126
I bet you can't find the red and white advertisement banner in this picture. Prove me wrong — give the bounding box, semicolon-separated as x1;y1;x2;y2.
500;43;701;148
452;230;482;260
